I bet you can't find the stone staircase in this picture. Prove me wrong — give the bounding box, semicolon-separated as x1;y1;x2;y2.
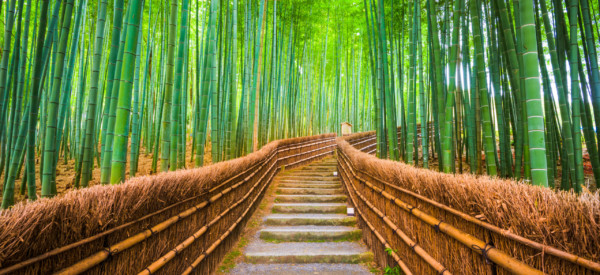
231;157;374;274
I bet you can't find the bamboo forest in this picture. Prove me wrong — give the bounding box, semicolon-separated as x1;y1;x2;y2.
1;0;600;207
1;0;600;273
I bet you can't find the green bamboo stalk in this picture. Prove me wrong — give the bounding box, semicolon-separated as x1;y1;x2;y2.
441;0;462;174
471;0;497;176
110;0;144;184
160;0;179;172
566;0;583;191
79;0;108;188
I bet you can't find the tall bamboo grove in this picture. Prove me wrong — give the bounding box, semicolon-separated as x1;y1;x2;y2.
0;0;599;208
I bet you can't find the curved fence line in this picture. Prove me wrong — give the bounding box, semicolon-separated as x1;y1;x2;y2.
337;131;600;274
0;134;335;274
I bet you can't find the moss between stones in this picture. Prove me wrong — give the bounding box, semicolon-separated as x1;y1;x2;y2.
271;205;346;214
218;237;248;273
274;196;347;203
259;229;362;242
264;217;357;226
245;251;373;264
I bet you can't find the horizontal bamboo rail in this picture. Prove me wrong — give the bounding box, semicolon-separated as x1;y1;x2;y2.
337;154;450;275
55;152;277;274
344;131;600;273
0;193;203;275
337;157;412;275
55;140;329;275
139;160;277;274
337;147;543;275
1;134;335;275
180;164;276;275
357;169;600;273
1;151;278;275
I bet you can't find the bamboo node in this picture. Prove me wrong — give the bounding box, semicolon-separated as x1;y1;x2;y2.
407;205;417;214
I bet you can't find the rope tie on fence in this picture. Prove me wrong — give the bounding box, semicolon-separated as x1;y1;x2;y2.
433;220;444;233
410;242;418;251
103;247;113;257
439;267;448;275
147;226;156;236
472;243;495;265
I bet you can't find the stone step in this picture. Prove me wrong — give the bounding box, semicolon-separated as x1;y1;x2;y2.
281;170;338;175
277;188;343;195
275;195;347;203
300;167;337;172
265;214;356;226
306;163;337;166
243;242;372;264
272;203;347;214
279;179;340;185
260;226;361;242
230;263;373;275
279;183;341;189
280;175;338;180
279;179;340;183
302;165;337;168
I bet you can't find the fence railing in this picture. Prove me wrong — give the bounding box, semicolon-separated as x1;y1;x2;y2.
0;134;335;275
337;132;600;275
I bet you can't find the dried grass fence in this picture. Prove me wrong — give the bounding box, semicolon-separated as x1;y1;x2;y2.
338;132;600;275
0;133;335;275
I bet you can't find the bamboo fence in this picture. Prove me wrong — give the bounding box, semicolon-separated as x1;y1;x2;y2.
0;134;335;274
338;131;600;275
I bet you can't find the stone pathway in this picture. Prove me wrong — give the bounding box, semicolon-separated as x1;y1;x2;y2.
230;157;374;274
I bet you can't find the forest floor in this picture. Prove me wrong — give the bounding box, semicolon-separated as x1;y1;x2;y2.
1;140;213;205
3;141;597;206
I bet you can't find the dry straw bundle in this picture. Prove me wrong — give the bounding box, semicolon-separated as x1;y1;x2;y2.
0;134;335;274
338;132;600;274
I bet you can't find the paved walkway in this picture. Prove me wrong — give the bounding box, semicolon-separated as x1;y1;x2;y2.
230;157;374;274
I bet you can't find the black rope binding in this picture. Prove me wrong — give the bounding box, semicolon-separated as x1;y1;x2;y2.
472;243;495;265
104;247;115;262
410;242;418;251
147;226;156;236
407;205;417;214
103;247;113;257
433;220;444;233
